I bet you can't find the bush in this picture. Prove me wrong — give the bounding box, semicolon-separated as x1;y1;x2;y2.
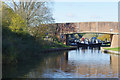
97;34;110;41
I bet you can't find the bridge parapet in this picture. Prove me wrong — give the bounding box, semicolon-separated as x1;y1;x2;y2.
76;22;119;33
52;22;119;35
51;22;120;47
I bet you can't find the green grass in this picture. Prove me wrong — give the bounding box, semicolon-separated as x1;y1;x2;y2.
2;26;70;64
104;47;120;52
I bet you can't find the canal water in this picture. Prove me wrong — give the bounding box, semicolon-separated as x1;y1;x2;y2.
3;47;119;78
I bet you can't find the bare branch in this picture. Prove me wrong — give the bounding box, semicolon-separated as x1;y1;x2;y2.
29;2;44;19
25;1;28;10
12;0;18;11
28;2;35;16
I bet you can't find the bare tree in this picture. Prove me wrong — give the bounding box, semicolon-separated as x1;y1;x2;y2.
10;0;54;27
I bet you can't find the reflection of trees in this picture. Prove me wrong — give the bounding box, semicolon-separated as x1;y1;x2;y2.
23;51;71;77
64;52;68;61
36;51;119;78
3;51;66;78
35;52;118;78
6;51;119;78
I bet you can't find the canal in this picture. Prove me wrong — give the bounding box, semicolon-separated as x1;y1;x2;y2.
3;47;119;78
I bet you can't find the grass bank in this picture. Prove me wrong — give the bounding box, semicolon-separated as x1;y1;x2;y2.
104;47;120;52
2;27;70;64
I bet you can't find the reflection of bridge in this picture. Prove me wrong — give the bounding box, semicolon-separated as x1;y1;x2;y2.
54;22;120;48
64;51;119;77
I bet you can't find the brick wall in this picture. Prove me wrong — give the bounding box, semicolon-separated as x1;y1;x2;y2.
52;22;119;34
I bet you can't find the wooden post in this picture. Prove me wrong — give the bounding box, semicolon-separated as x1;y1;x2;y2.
110;34;113;42
64;52;68;61
66;34;69;45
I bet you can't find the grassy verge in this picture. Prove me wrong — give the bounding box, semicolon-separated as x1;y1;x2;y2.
104;47;120;52
2;27;70;64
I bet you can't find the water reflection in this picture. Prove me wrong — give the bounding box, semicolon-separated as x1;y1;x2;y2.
3;47;119;78
23;47;119;78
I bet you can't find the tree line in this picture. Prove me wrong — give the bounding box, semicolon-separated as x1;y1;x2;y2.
2;0;55;39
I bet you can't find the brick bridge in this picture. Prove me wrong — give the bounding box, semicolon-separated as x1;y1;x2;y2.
51;22;120;48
